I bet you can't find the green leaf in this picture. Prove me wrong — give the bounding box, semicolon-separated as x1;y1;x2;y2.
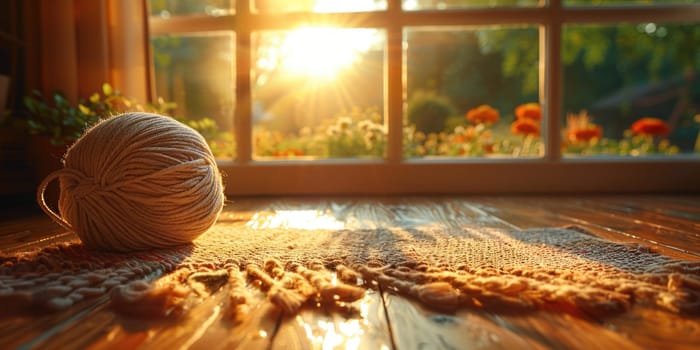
53;92;69;106
78;104;91;115
24;96;38;113
102;83;113;96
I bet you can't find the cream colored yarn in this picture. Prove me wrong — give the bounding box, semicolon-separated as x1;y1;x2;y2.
37;112;225;252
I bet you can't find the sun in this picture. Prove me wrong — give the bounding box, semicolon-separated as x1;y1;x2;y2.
279;27;376;79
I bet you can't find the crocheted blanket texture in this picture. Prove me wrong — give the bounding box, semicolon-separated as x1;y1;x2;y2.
2;223;699;319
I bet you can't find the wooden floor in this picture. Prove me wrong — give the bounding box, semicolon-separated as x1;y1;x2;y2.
1;194;699;349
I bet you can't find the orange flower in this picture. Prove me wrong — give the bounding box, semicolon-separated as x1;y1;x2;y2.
564;111;602;143
631;118;670;136
287;148;304;156
273;148;304;157
567;125;602;143
511;119;540;137
466;105;500;124
515;103;541;121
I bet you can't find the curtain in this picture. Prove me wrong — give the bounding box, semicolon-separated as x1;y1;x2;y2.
27;0;151;103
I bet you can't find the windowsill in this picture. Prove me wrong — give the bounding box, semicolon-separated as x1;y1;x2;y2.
217;158;699;195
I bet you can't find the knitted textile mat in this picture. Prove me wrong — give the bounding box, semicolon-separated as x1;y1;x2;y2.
1;223;699;319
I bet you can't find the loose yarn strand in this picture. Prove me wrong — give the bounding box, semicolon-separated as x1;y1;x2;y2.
37;169;75;233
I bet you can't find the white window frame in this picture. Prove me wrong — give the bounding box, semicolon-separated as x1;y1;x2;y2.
148;0;700;195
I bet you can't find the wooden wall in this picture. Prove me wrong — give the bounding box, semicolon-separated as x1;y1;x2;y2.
0;0;33;200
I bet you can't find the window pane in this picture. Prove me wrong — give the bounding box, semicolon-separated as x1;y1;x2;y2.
562;23;700;157
566;0;699;6
403;0;540;10
253;0;387;13
252;28;386;159
404;26;542;158
149;0;234;17
151;33;236;159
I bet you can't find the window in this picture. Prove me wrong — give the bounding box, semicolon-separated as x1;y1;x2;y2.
251;27;387;159
148;0;700;195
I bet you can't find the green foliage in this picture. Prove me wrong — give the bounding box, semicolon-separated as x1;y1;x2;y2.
179;117;236;158
477;27;540;95
202;125;236;158
444;115;467;132
22;90;100;145
151;36;181;68
19;83;176;145
406;28;538;122
406;91;457;134
563;131;680;156
616;23;700;80
403;123;540;158
18;83;236;158
479;22;698;144
561;22;700;89
149;0;231;17
325;116;386;158
408;0;538;8
562;26;613;70
254;107;386;158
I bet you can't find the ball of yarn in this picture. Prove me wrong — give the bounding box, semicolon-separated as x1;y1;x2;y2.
37;112;225;252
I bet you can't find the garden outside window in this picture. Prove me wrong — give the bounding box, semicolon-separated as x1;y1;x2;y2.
148;0;700;195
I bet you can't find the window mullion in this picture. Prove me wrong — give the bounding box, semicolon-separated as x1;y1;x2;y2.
385;0;403;164
544;0;563;162
235;0;252;164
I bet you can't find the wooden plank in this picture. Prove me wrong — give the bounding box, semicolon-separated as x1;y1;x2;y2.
601;307;700;350
243;197;531;350
36;198;393;350
0;206;101;254
637;195;700;214
19;276;281;350
473;196;700;261
562;196;700;239
123;285;280;350
472;196;700;350
3;195;700;350
0;295;112;349
476;196;700;258
486;310;644;350
595;195;700;228
384;294;552;350
0;199;283;350
536;197;700;253
373;198;650;350
385;292;661;350
271;290;392;350
248;199;397;350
